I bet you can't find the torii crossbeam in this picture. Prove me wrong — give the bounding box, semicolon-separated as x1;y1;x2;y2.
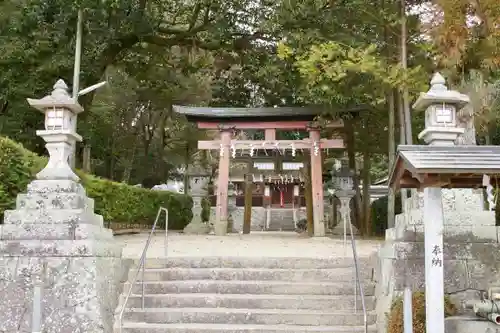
198;139;344;150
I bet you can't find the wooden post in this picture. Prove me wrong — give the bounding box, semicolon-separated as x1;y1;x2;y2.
424;187;445;333
215;129;232;235
265;129;276;140
309;128;325;236
243;173;253;234
303;160;314;236
264;184;271;230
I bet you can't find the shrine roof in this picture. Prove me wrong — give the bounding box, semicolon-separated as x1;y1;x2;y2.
173;105;367;122
388;145;500;190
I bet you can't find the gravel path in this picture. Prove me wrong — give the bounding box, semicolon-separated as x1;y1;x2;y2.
117;231;382;258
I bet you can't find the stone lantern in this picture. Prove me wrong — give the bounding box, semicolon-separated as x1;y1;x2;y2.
0;79;122;332
27;79;83;181
183;161;211;235
331;159;359;237
414;73;469;146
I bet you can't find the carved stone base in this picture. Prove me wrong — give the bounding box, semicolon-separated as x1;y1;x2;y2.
213;218;228;236
330;221;360;235
0;256;125;333
183;221;210;235
0;180;124;333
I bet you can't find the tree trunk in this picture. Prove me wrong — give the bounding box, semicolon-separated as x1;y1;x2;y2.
82;144;92;173
362;146;371;236
400;0;412;144
121;137;139;184
344;119;363;228
387;90;397;228
243;173;253;234
105;136;115;179
397;91;407;211
400;0;415;209
183;146;191;194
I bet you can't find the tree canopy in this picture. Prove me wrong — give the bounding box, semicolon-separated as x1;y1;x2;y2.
2;0;500;189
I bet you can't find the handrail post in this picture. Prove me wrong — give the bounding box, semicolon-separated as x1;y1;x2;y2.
118;207;169;332
141;263;145;309
404;287;413;333
32;283;42;333
164;208;169;258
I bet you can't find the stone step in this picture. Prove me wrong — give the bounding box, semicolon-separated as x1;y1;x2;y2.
122;307;377;326
128;280;375;296
0;223;112;240
138;257;371;270
267;223;296;231
268;210;296;231
117;322;377;333
3;209;103;226
122;294;376;311
134;267;371;282
16;193;93;210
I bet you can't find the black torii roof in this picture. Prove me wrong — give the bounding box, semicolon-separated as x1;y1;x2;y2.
173;105;368;122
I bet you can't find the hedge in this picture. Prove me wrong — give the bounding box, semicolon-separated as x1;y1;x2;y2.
0;137;192;230
370;192;403;236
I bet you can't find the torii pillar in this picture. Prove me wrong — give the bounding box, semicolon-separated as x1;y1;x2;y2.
309;126;326;236
214;129;232;235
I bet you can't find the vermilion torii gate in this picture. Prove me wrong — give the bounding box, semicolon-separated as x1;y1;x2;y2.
173;106;345;237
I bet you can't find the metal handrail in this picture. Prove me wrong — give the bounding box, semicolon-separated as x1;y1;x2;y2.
117;207;169;333
348;219;368;333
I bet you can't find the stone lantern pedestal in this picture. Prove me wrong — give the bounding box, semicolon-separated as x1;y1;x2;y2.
331;193;360;236
183;164;211;235
0;80;124;333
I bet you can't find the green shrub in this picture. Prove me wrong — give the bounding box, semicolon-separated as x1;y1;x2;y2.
201;197;211;222
0;137;46;219
387;292;457;333
0;136;192;229
370;192;403;236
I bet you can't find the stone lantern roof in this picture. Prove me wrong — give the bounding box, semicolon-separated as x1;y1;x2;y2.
27;79;84;114
389;73;500;190
413;73;470;111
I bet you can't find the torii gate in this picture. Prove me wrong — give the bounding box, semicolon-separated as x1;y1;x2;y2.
173;106;350;237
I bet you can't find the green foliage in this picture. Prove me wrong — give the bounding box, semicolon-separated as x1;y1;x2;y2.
0;136;46;218
201;197;211;223
370;193;402;236
0;136;192;229
387;292;457;333
278;41;426;107
77;172;193;229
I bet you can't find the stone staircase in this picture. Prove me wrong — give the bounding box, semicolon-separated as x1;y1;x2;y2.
116;257;377;333
268;209;296;231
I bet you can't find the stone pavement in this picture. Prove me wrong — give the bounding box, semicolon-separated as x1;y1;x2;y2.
117;231;382;259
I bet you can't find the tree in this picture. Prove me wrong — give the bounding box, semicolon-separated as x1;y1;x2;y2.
0;0;277;149
428;0;500;77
